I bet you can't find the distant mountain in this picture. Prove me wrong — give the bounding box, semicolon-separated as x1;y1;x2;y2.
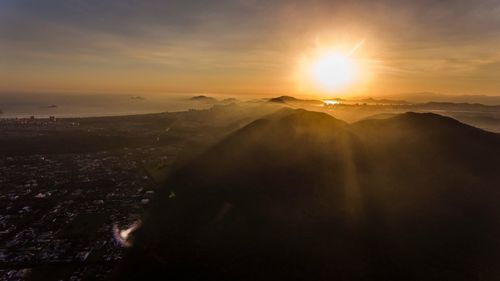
338;97;410;105
269;95;323;105
221;98;238;103
419;101;500;111
189;95;218;103
130;96;145;101
118;109;500;281
383;92;500;105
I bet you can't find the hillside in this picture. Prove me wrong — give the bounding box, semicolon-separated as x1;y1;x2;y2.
268;95;323;105
117;109;500;281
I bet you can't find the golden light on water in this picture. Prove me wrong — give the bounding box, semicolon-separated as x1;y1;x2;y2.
323;99;340;105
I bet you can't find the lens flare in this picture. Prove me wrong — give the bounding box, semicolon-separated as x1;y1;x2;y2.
113;220;141;247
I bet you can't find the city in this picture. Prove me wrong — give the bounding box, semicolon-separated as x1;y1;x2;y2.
0;106;258;280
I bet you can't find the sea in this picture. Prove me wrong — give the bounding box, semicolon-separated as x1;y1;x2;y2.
0;92;234;118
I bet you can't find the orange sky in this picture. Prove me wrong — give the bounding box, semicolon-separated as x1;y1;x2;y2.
1;0;500;98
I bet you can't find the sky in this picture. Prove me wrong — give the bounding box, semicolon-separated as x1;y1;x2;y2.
1;0;500;97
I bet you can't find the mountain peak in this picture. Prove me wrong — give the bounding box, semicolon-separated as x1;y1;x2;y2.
118;108;500;281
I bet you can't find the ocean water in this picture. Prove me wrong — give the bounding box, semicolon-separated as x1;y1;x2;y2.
0;93;227;118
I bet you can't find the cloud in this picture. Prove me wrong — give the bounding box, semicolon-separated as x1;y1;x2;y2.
1;0;500;94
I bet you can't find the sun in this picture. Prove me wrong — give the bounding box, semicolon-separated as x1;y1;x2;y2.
309;52;357;91
295;39;367;95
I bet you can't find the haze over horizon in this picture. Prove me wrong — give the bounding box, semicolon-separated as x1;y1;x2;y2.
2;0;500;97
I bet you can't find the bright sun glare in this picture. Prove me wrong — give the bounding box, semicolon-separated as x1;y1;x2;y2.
310;52;356;91
297;39;365;94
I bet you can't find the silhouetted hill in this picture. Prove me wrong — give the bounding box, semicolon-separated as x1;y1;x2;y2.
268;95;323;105
118;109;500;281
422;101;500;111
189;95;218;102
129;96;145;100
268;95;299;103
348;97;410;104
353;112;499;174
384;92;500;105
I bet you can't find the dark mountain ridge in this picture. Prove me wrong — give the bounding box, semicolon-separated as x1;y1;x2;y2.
268;95;323;105
118;109;500;281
